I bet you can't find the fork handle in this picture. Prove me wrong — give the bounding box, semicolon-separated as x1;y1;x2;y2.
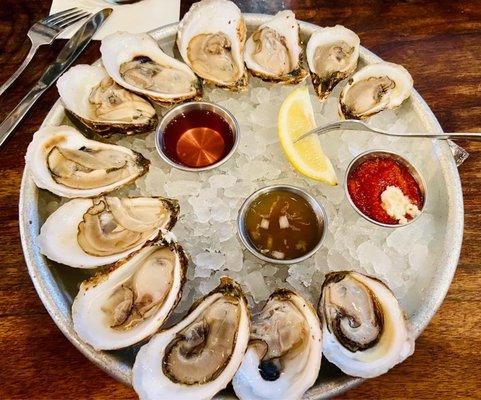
0;82;47;148
0;43;40;97
385;132;481;141
442;133;481;141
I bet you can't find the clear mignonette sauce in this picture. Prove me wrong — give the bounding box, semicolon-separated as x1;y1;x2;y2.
245;189;323;260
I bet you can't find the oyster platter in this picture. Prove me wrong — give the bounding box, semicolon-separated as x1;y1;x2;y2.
19;0;464;399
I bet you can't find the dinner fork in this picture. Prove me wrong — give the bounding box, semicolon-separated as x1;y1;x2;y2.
295;119;481;143
0;8;90;96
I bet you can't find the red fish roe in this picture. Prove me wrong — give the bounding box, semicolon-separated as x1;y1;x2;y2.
347;157;423;225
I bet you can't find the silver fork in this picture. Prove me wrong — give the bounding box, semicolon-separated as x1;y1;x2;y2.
0;8;90;96
295;119;481;143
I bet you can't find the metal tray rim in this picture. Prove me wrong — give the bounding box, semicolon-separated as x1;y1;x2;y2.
19;13;464;399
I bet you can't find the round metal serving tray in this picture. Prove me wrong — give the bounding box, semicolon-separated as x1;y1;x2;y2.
19;14;464;399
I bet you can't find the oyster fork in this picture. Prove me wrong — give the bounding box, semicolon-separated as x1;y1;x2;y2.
0;8;90;96
295;119;481;143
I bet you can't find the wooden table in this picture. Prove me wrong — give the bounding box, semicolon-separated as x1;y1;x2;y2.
1;1;480;398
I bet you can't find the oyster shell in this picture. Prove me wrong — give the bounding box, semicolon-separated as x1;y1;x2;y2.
57;64;158;136
339;62;413;119
177;0;248;90
72;243;187;350
306;25;360;100
25;125;149;198
133;277;250;400
244;10;308;84
38;196;179;268
318;271;415;378
233;289;322;400
101;32;201;105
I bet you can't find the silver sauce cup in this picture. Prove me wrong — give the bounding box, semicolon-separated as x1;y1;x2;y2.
155;101;240;172
345;150;428;228
237;184;328;265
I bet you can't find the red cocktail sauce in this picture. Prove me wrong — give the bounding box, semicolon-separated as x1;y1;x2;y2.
347;157;423;225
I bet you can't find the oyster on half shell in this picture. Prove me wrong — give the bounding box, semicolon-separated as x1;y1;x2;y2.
57;64;158;136
318;271;415;378
38;196;179;269
307;25;360;100
133;277;250;400
101;32;201;105
339;62;413;119
177;0;248;90
25;125;149;198
233;289;322;400
244;10;308;84
72;243;187;350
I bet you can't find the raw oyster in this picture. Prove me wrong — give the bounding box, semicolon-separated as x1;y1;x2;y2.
233;289;322;400
339;62;413;119
244;10;308;84
307;25;360;100
25;125;149;198
101;32;201;105
57;64;157;136
177;0;248;90
318;271;415;378
72;243;187;350
133;277;250;400
38;196;179;269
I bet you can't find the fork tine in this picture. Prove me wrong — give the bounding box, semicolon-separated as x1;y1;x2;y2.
49;10;89;28
315;122;340;134
54;11;90;29
295;122;340;143
316;126;336;135
46;9;83;26
42;7;79;24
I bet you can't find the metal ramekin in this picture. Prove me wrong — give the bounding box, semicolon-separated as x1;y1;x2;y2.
237;185;328;265
155;101;240;172
345;150;428;228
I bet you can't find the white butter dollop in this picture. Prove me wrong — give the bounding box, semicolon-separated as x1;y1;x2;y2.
380;185;420;224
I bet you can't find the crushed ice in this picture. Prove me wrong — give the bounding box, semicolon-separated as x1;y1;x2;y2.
45;75;442;317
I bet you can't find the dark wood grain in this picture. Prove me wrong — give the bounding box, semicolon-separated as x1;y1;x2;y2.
0;0;480;399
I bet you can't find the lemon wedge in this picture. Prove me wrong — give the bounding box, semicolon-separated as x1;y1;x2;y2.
278;87;338;185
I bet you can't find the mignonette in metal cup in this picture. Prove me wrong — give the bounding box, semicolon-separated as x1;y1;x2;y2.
345;150;427;228
155;101;239;171
237;185;328;265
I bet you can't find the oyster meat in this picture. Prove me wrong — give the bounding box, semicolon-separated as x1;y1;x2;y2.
233;289;322;400
318;271;415;378
306;25;360;100
25;125;149;198
38;196;179;268
133;277;250;400
57;64;157;136
177;0;248;90
339;62;413;119
244;10;308;84
72;243;187;350
101;32;201;105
